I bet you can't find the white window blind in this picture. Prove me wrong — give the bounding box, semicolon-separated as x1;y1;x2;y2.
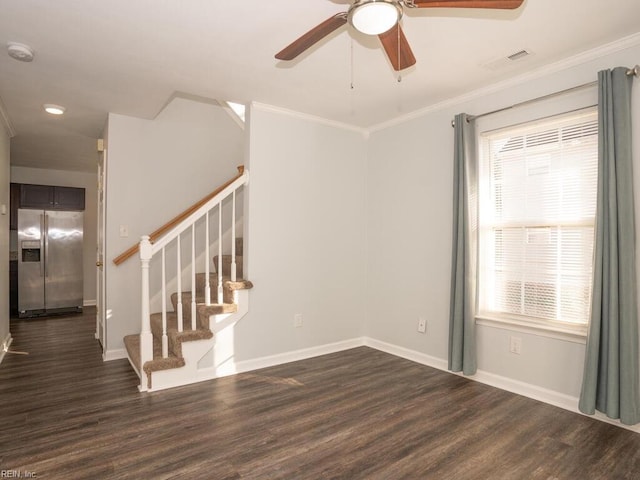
478;108;598;326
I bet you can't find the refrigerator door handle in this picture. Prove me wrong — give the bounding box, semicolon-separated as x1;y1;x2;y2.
40;213;45;277
44;213;49;278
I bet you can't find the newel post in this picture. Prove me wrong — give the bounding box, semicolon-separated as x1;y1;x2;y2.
139;235;153;391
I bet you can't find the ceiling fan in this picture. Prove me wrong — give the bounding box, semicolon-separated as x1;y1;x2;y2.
275;0;524;71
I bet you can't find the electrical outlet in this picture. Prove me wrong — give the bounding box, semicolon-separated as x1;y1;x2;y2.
509;336;522;355
294;314;303;328
119;225;129;238
417;317;426;333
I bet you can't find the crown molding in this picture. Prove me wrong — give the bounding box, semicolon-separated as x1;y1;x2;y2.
251;102;369;138
0;96;16;138
369;31;640;133
251;32;640;137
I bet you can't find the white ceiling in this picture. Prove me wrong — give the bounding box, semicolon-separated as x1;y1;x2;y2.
1;0;639;173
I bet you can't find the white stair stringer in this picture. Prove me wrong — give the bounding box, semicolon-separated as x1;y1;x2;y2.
147;290;250;392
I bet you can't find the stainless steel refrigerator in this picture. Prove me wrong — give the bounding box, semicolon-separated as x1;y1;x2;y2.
18;209;83;317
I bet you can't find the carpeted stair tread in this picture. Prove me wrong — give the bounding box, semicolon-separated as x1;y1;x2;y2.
213;255;244;279
145;323;189;389
150;310;215;358
169;293;240;328
175;275;252;298
194;273;218;297
124;333;184;389
123;242;255;388
124;334;141;372
225;279;253;291
173;273;225;302
170;292;204;324
197;303;237;319
150;312;210;336
143;335;184;389
149;334;183;367
171;278;252;324
171;292;205;304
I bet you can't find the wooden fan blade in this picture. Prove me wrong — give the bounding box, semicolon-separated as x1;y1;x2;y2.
379;25;416;72
410;0;524;8
275;14;347;61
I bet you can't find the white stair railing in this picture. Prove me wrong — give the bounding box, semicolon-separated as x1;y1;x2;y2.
138;169;247;391
217;201;223;304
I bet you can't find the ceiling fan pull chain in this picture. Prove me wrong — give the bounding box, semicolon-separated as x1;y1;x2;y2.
397;23;402;82
350;37;356;116
350;37;355;90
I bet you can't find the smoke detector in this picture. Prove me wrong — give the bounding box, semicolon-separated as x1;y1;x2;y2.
7;42;34;62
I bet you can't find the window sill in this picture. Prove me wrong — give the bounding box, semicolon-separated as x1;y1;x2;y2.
475;314;588;344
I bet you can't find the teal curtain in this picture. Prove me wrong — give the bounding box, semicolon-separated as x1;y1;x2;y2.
448;113;477;376
579;67;640;425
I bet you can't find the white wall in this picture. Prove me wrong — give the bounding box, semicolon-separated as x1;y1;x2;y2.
233;105;368;361
366;40;640;399
104;96;244;355
10;166;98;304
98;33;639;417
0;120;10;356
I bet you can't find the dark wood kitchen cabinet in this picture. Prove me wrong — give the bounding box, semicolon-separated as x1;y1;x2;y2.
10;182;20;230
19;184;85;211
52;186;85;210
9;260;18;316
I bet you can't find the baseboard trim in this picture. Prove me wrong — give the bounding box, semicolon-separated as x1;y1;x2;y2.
0;333;14;365
83;299;97;307
363;336;640;434
363;337;449;371
103;348;127;362
467;366;640;433
470;368;577;411
234;337;365;374
108;329;640;432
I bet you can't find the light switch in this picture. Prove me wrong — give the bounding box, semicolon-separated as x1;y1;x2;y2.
119;225;129;237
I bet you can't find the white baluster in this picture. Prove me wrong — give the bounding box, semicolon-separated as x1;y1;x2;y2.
191;223;196;330
231;190;237;282
139;235;153;391
161;247;168;358
176;234;183;332
217;202;223;304
205;210;211;305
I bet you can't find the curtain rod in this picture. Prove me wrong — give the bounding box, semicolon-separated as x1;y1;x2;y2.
451;65;640;127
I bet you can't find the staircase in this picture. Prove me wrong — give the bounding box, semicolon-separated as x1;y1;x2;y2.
119;168;252;392
124;242;252;391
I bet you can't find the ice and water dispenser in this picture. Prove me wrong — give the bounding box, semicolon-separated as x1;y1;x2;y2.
21;240;41;263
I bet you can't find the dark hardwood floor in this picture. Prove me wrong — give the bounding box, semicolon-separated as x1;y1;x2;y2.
1;309;640;479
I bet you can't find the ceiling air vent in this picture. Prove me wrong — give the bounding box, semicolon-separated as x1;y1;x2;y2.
480;48;535;71
507;49;531;61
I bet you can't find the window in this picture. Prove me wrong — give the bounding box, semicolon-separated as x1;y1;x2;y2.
478;108;598;331
225;101;245;123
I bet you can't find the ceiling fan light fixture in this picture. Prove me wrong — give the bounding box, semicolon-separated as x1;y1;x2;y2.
348;0;402;36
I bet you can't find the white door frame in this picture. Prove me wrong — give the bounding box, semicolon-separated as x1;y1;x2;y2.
96;145;107;351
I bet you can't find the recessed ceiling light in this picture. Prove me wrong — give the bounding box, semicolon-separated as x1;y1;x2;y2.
7;42;34;62
43;104;65;115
